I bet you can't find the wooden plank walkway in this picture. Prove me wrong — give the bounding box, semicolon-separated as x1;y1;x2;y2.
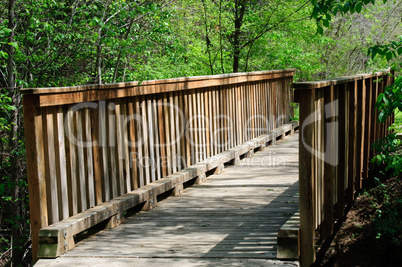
36;133;299;267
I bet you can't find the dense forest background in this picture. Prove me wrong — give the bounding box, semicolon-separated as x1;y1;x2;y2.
0;0;400;265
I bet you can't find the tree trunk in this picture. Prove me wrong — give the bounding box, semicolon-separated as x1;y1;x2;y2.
7;0;24;264
232;1;245;73
7;0;15;88
96;29;102;85
219;0;225;74
202;1;214;75
113;17;135;83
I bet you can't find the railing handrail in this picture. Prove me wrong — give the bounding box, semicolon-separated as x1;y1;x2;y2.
294;70;394;266
23;69;296;262
21;68;295;96
293;69;390;89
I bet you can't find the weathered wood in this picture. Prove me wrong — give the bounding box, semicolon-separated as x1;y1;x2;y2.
23;94;48;262
23;70;297;264
127;100;139;190
108;102;119;199
355;79;363;191
99;101;110;201
336;84;346;219
121;101;131;192
321;86;333;238
277;212;300;260
298;89;316;266
36;132;299;265
292;70;390;90
35;123;297;257
66;108;78;215
23;70;297;107
346;82;356;203
44;109;59;224
91;104;103;205
56;108;69;219
84;108;95;208
294;70;394;266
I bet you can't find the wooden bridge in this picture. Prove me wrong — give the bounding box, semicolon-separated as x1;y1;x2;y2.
36;130;299;266
22;69;394;266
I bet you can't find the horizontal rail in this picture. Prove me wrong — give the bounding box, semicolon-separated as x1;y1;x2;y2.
23;69;296;261
292;70;390;90
294;70;394;266
37;123;297;258
22;69;295;108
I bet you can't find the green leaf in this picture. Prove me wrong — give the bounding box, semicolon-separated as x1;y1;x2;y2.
323;19;329;27
8;42;19;50
317;25;323;35
356;4;362;13
386;51;393;61
378;111;385;122
311;5;320;19
383;95;390;107
370;47;378;59
343;3;350;13
0;51;8;59
397;47;402;55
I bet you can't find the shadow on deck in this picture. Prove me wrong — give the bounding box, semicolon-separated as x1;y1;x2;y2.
36;133;299;267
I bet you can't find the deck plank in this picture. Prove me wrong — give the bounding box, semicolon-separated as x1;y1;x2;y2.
36;133;299;266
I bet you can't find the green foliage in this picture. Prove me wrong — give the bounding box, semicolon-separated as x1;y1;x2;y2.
375;75;402;123
290;102;300;121
310;0;386;33
365;177;402;246
395;111;402;133
371;131;402;176
0;0;400;264
373;197;402;243
0;88;30;265
368;38;402;62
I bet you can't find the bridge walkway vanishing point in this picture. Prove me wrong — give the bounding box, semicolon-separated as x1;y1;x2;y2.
36;132;300;267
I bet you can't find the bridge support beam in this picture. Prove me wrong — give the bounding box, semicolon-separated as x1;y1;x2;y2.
106;212;125;229
195;173;207;184
142;197;158;211
172;183;184;196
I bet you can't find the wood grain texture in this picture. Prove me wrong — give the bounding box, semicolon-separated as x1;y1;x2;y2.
298;89;316;266
36;132;299;265
22;95;48;262
23;69;303;264
293;71;394;266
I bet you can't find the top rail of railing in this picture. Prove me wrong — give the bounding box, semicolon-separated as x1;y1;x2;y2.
293;69;390;89
21;68;295;96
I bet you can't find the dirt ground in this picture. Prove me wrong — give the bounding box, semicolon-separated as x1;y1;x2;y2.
316;177;402;267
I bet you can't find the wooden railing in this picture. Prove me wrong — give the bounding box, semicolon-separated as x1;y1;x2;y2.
22;69;296;261
294;70;395;266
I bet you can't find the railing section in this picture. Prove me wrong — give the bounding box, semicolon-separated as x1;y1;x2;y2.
294;70;394;266
22;69;295;261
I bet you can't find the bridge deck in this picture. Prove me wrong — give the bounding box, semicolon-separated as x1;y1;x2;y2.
36;133;299;267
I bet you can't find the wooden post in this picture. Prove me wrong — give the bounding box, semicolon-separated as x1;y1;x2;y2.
91;105;103;205
347;82;356;203
298;89;316;266
355;79;363;191
23;95;48;263
362;77;370;181
322;85;335;238
336;84;346;219
369;77;378;170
